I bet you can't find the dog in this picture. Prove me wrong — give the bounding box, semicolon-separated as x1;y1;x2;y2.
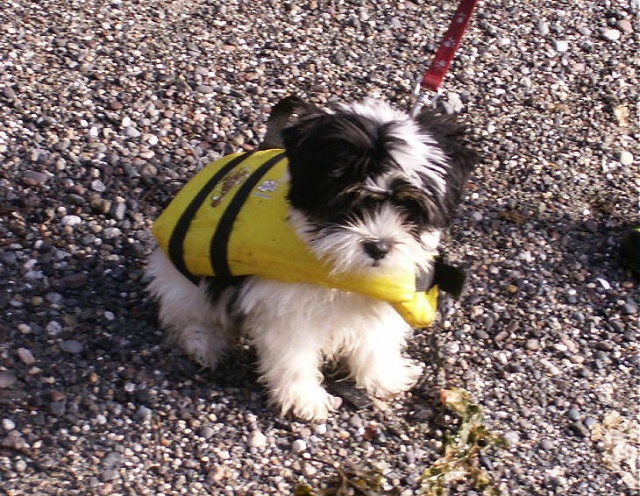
146;97;476;420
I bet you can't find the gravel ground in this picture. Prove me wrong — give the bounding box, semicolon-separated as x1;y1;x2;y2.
1;0;638;494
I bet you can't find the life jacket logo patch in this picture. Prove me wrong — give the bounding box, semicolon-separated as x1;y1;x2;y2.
210;167;251;207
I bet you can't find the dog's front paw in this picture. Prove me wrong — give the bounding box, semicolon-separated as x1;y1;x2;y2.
358;360;424;399
271;383;342;421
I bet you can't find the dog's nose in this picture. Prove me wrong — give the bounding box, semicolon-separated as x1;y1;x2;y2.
363;240;391;260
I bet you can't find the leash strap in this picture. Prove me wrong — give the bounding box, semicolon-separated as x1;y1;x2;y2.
412;0;479;115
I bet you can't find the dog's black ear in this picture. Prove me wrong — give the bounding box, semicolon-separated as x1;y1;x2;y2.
416;257;466;298
415;109;478;183
259;96;323;150
415;109;479;222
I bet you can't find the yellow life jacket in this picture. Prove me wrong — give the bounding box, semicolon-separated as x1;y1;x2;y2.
152;149;439;327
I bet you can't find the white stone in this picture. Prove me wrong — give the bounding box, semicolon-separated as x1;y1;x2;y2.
291;439;307;452
504;431;520;446
102;227;122;239
248;430;267;448
601;29;621;41
618;151;633;166
313;423;328;435
61;215;82;227
536;21;550;35
554;40;569;52
2;418;16;431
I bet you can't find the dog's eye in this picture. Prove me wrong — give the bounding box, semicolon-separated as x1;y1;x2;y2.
391;192;430;223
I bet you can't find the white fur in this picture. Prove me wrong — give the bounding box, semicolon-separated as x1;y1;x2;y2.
146;248;236;369
289;205;440;277
146;248;423;420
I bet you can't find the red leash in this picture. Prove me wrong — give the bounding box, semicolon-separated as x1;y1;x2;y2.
411;0;479;116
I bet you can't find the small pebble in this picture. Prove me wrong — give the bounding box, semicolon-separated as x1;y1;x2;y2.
616;19;632;35
540;439;554;450
553;40;569;52
442;92;463;115
248;430;267;448
17;324;32;334
503;431;520;447
102;452;123;470
14;459;27;473
91;179;107;192
313;424;328;435
50;401;66;417
22;170;50;185
60;340;84;354
100;469;120;482
569;421;590;438
291;439;307;452
110;200;127;221
2;418;16;431
0;371;17;388
583;417;597;428
61;215;82;227
623;300;638;315
61;273;89;289
126;126;142;138
46;321;63;335
600;28;621;41
199;426;215;439
618;150;633;165
566;408;580;421
526;339;541;351
536;20;550;35
102;227;121;240
540;358;561;376
134;406;152;421
16;348;36;365
2;85;16;99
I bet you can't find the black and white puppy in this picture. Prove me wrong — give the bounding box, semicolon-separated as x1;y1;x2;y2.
146;97;476;420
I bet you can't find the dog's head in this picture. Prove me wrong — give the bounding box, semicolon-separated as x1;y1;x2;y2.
274;98;476;276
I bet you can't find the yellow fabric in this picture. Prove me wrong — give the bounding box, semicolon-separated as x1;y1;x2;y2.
152;149;438;327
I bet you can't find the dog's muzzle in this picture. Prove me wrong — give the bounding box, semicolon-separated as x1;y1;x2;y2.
363;239;392;261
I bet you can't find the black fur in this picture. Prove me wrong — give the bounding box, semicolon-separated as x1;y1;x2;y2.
281;100;477;235
415;109;478;220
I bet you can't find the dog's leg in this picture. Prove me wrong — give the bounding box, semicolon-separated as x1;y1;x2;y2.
347;306;423;399
240;281;340;421
250;317;341;421
146;248;235;369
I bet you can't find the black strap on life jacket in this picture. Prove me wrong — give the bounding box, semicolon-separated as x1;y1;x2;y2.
210;151;286;279
168;151;257;283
